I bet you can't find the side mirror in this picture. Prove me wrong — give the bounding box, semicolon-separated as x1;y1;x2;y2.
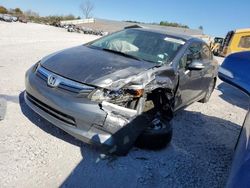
188;61;205;70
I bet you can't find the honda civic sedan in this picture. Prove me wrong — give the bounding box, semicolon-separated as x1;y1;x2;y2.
25;28;218;155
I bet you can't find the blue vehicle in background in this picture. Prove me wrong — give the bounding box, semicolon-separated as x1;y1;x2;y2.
219;51;250;188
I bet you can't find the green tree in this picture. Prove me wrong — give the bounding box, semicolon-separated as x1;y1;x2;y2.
25;10;39;17
14;8;23;15
8;7;23;16
0;6;8;14
63;14;75;20
160;21;189;28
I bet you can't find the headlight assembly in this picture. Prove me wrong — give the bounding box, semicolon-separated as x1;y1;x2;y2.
88;85;144;103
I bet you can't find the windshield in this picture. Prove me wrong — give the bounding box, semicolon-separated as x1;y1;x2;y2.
89;29;185;65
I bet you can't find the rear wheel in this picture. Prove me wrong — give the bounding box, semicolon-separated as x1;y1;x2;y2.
200;78;216;103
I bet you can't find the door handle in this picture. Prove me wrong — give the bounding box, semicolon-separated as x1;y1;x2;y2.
184;70;190;75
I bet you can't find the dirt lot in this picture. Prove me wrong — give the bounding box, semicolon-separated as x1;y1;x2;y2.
0;22;248;188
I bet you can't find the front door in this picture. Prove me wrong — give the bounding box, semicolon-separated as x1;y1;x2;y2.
175;42;206;110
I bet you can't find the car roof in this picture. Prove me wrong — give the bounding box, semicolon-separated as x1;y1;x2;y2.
128;27;199;42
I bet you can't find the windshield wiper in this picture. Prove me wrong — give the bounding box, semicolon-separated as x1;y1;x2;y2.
102;48;142;61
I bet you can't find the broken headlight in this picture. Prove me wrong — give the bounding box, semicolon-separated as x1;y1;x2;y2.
88;85;144;105
88;89;124;102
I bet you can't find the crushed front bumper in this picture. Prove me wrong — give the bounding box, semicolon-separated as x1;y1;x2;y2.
25;67;116;149
25;66;150;155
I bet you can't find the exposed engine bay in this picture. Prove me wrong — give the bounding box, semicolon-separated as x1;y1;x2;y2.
86;66;176;137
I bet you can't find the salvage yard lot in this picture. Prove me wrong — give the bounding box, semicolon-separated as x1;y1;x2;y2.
0;22;248;187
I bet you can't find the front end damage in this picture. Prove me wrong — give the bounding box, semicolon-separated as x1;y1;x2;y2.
25;61;177;155
87;66;177;155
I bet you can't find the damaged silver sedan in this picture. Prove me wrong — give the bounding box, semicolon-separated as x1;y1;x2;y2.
25;28;218;155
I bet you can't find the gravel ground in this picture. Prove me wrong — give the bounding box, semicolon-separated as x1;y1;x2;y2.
0;22;249;188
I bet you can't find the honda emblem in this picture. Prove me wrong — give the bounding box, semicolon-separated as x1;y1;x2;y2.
47;75;59;87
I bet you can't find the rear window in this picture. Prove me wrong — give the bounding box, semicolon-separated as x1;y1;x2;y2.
238;35;250;48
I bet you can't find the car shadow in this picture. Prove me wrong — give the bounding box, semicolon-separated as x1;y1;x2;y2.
19;91;243;187
0;94;20;120
217;82;249;110
60;109;242;188
19;92;83;147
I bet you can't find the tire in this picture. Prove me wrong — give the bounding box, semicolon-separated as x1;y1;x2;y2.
135;115;173;150
200;78;216;103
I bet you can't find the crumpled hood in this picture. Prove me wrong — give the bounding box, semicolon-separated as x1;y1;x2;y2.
41;45;155;87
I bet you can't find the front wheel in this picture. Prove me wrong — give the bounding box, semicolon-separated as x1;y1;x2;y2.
135;113;173;150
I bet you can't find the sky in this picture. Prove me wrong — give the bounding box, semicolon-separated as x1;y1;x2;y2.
1;0;250;37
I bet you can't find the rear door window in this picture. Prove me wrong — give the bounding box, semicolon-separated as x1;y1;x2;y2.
189;43;202;61
179;42;202;69
201;44;212;61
